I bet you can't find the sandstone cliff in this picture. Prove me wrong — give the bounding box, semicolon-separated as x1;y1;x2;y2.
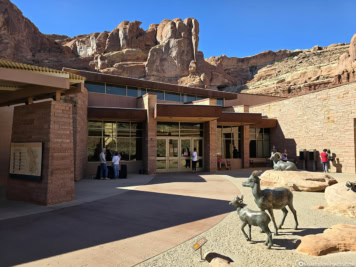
1;0;355;97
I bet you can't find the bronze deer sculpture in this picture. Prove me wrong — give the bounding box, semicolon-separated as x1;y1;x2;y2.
242;170;299;235
229;195;273;249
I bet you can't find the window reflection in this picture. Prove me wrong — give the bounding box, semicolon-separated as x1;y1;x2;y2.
88;121;143;162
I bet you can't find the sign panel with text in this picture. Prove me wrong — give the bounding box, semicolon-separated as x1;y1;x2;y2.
9;142;43;181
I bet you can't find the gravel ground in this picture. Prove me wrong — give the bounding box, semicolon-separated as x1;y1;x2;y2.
137;169;356;267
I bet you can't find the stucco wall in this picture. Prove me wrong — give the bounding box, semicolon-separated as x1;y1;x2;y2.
226;93;284;107
0;106;13;186
250;83;356;174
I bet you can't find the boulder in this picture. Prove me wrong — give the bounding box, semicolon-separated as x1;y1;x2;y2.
102;62;146;78
296;224;356;256
145;38;194;78
105;49;148;66
156;19;178;44
204;252;233;266
260;170;337;192
324;183;356;218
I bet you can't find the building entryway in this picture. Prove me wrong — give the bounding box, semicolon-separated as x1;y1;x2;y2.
157;137;203;172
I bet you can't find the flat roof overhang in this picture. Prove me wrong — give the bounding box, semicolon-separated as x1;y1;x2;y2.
64;68;238;100
251;118;278;128
88;107;147;121
0;60;85;107
218;112;263;126
155;103;222;122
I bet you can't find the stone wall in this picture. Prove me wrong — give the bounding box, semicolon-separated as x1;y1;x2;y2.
250;82;356;174
7;101;75;205
0;106;13;186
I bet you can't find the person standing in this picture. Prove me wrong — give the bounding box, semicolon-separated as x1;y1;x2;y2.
320;149;329;173
192;147;198;173
271;145;277;154
112;152;121;179
282;149;288;162
100;148;108;179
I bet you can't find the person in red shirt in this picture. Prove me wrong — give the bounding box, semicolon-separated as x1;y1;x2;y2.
320;149;329;173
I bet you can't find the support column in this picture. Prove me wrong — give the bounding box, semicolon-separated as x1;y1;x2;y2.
242;125;250;168
0;106;13;187
7;101;74;205
204;120;217;172
62;84;88;181
138;94;157;175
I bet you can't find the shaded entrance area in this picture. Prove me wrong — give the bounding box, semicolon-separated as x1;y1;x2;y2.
0;173;239;267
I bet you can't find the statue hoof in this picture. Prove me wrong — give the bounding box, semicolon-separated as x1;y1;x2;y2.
278;226;283;229
267;245;272;249
246;238;251;241
274;232;279;236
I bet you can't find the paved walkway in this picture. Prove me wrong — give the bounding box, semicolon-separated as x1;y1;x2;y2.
0;172;239;267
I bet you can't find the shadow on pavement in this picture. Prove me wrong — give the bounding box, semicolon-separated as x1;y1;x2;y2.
148;172;208;184
0;188;231;266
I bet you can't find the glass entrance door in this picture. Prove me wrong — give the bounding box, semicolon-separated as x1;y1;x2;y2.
181;138;192;171
157;137;203;172
193;138;204;169
168;139;179;170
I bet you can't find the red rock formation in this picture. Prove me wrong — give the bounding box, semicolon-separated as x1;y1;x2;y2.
1;0;355;97
296;224;356;256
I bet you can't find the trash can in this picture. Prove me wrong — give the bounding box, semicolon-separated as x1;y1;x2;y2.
119;164;127;179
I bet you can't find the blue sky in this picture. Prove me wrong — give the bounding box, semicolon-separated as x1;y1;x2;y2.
11;0;356;58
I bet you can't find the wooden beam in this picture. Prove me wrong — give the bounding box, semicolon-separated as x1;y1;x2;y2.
0;85;22;92
55;91;61;101
0;85;65;106
0;68;70;90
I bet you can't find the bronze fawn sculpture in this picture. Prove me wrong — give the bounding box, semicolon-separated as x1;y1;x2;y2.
229;195;273;249
242;170;299;235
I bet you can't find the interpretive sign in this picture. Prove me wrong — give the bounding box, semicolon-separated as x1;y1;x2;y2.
193;237;207;251
9;142;43;181
192;237;208;262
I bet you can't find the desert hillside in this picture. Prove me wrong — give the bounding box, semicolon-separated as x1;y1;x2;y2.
0;0;355;97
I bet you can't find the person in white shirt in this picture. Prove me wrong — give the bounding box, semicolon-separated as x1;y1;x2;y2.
192;148;198;172
100;148;108;179
112;152;121;179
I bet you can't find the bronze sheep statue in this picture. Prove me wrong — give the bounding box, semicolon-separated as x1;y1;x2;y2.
270;152;297;171
229;195;273;249
242;170;299;235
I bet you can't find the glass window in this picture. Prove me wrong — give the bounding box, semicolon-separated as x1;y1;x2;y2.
183;94;196;103
106;84;126;96
138;88;147;96
157;139;166;157
117;138;130;161
249;128;270;158
180;123;203;137
157;122;179;136
85;82;105;94
88;120;143;162
165;92;181;102
217;126;241;158
217;98;224;106
88;137;102;161
127;87;138;97
147;89;164;100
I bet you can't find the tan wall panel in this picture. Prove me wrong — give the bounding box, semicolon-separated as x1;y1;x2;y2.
250;83;356;174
